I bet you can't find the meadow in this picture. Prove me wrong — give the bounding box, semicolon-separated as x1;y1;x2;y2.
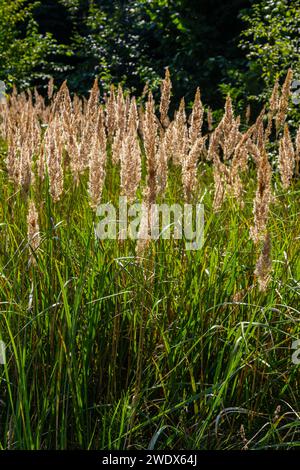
0;70;299;450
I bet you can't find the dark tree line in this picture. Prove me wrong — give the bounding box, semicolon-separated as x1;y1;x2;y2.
1;0;299;116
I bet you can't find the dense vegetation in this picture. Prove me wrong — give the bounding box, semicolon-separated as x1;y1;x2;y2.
0;68;299;449
0;0;299;452
1;0;299;113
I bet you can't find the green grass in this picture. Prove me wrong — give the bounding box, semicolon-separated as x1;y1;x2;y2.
0;149;299;450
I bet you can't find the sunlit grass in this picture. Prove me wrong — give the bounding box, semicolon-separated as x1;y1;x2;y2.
0;150;299;449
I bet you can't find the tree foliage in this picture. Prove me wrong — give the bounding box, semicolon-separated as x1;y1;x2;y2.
0;0;68;89
1;0;300;115
223;0;300;116
241;0;300;85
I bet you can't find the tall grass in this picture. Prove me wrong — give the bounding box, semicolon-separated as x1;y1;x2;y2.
0;71;299;450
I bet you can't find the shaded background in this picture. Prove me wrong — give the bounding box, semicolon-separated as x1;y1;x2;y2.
0;0;299;115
